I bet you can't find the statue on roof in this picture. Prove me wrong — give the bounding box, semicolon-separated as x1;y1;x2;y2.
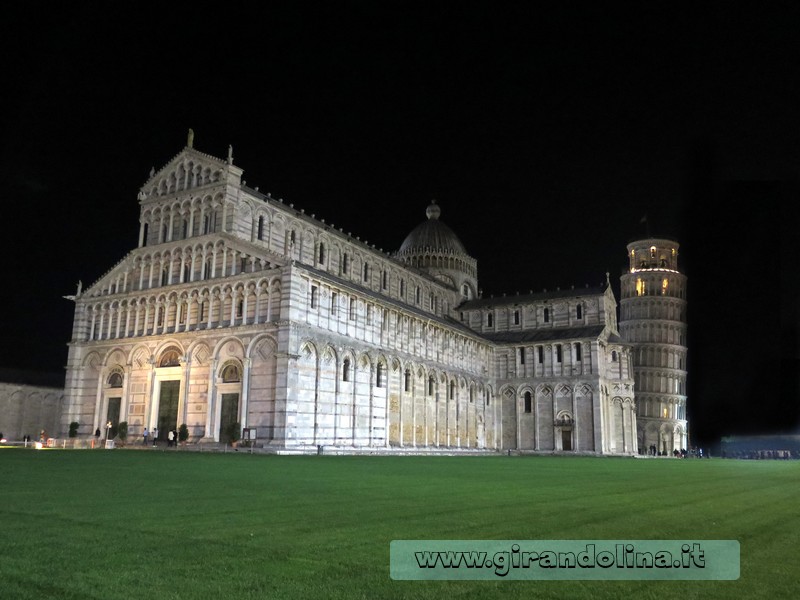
187;128;194;148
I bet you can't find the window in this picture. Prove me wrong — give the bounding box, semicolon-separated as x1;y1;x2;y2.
203;215;210;235
318;243;325;264
342;358;351;382
342;253;349;274
363;263;369;282
382;271;388;290
289;230;296;244
514;310;520;325
376;363;385;388
310;285;318;309
556;345;562;363
415;287;421;304
236;299;243;318
182;220;188;239
612;350;618;362
524;392;532;413
203;260;212;280
331;292;338;315
428;376;434;396
487;313;493;327
257;216;264;240
576;304;582;319
108;372;123;388
349;297;356;320
575;343;582;361
519;347;525;364
199;301;205;322
544;307;549;323
240;257;247;273
400;279;405;297
538;346;544;364
161;269;169;286
404;370;411;392
183;265;190;282
449;381;455;400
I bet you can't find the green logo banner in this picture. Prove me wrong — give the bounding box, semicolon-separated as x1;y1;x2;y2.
390;540;740;580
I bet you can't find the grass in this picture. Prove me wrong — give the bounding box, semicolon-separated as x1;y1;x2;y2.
0;449;797;599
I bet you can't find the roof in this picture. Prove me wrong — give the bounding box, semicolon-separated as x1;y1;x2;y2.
396;201;469;257
459;284;608;310
481;325;608;344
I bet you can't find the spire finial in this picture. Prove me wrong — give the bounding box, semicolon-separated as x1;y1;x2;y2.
426;200;441;220
187;128;194;148
227;145;234;165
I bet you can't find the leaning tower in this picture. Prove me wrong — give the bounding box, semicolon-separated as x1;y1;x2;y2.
619;238;688;455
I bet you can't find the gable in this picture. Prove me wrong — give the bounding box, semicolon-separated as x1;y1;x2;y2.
138;146;243;202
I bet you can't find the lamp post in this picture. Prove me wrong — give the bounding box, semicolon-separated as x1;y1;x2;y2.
106;421;112;448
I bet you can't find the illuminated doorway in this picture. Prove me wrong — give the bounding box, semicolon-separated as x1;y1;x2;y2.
157;380;180;441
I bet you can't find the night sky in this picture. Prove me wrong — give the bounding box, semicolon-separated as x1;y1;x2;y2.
2;2;798;446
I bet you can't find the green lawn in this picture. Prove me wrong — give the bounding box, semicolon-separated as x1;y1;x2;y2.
0;449;797;599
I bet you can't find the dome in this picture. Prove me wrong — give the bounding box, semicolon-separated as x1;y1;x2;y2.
397;201;468;256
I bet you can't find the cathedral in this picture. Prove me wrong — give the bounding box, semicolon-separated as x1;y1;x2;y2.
60;137;688;455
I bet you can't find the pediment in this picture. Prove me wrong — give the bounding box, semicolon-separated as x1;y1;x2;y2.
138;145;243;202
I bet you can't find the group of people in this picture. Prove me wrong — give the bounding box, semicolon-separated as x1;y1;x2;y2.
141;427;180;447
644;444;702;458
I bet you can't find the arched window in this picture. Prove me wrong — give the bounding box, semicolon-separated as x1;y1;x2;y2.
363;263;370;282
544;308;550;323
161;269;169;286
612;350;618;362
576;304;582;319
428;376;434;396
257;216;264;240
487;313;493;327
449;381;455;400
221;363;241;382
415;287;421;304
342;358;351;382
182;220;188;239
404;369;411;392
108;372;123;388
524;391;532;413
376;363;385;388
183;264;190;282
318;243;325;264
342;253;349;274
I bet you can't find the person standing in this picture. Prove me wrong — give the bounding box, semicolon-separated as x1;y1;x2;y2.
167;429;174;447
152;427;158;447
142;427;149;446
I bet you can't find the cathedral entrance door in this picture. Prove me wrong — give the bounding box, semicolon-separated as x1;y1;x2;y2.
107;397;121;439
561;429;572;451
219;393;240;443
157;381;180;441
